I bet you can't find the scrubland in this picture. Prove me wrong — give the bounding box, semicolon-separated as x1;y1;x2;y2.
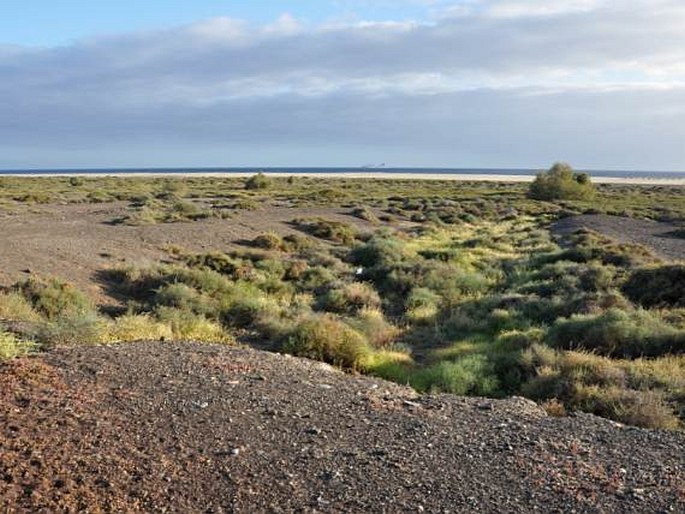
1;168;684;429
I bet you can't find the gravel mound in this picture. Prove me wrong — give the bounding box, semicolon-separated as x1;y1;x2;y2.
552;214;685;261
1;341;684;513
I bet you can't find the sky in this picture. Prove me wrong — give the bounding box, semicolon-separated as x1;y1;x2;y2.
1;0;684;170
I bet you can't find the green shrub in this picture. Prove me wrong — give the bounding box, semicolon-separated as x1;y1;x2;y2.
253;231;284;250
623;265;685;308
295;218;358;245
0;291;42;321
101;314;174;342
528;162;596;201
245;172;271;190
405;287;441;323
155;307;231;343
37;311;104;345
283;314;371;370
18;277;94;320
547;309;685;358
0;330;34;359
347;307;399;348
412;355;500;396
352;205;379;224
319;282;381;314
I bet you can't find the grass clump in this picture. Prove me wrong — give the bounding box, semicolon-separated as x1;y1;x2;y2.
283;314;371;370
547;309;685;358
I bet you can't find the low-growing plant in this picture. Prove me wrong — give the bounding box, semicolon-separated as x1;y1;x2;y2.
623;265;685;308
283;314;371;370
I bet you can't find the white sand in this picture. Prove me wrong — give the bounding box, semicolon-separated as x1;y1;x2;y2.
4;171;685;185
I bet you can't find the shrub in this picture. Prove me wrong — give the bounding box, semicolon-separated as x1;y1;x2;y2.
0;330;34;360
18;278;94;320
283;314;371;370
319;282;381;314
352;205;379;224
405;287;441;323
528;162;596;201
155;283;214;316
37;311;104;345
623;265;685;308
295;218;358;245
155;307;231;343
245;172;271;190
547;309;685;358
412;355;500;396
101;314;173;342
296;266;338;292
347;307;399;348
253;231;284;250
0;291;42;321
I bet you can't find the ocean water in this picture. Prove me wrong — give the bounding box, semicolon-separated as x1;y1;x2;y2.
1;167;685;179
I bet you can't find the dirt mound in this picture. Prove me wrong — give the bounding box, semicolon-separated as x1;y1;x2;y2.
2;342;684;513
552;214;685;261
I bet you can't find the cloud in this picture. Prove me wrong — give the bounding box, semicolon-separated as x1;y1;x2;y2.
0;0;684;168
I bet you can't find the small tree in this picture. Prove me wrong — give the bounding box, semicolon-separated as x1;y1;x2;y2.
528;162;595;201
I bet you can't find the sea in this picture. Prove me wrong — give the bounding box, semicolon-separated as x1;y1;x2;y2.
1;167;685;179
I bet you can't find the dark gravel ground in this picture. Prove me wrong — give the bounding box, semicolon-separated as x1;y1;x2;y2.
552;214;685;261
1;341;684;513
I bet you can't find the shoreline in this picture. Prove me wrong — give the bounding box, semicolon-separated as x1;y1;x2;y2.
2;171;684;185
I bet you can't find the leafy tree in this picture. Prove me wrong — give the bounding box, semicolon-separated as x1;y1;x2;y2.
528;162;595;201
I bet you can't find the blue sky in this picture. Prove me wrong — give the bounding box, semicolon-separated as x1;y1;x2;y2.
1;1;684;170
0;1;435;46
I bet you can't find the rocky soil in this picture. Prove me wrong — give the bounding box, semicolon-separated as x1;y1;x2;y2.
0;203;379;305
1;341;683;513
553;214;685;261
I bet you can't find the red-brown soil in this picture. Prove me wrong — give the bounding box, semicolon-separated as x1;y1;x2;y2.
1;341;683;513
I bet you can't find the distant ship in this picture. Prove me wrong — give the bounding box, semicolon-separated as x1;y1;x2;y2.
361;163;386;169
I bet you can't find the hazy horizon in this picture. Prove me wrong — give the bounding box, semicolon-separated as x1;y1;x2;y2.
1;1;684;170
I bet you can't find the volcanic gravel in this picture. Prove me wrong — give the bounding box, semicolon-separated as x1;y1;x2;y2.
552;214;685;261
1;341;683;513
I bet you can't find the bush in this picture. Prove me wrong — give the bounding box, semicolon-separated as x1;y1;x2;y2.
253;231;284;250
347;307;399;348
155;307;231;343
283;314;371;370
623;265;685;308
352;205;379;224
0;291;42;321
37;311;104;345
0;330;34;360
18;278;94;320
412;355;500;396
547;309;685;358
319;282;381;314
245;172;271;190
295;218;358;245
528;163;596;201
405;287;441;323
101;314;174;342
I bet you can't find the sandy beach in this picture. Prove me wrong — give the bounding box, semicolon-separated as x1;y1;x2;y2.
4;171;685;185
